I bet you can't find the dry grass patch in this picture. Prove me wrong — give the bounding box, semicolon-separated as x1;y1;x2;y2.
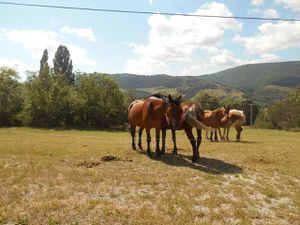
0;127;299;224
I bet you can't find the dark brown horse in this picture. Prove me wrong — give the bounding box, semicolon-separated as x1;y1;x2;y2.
128;94;183;157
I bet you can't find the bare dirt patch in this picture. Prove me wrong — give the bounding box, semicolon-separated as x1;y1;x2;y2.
77;155;133;168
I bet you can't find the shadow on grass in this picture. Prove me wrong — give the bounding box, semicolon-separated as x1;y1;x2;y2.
136;149;243;175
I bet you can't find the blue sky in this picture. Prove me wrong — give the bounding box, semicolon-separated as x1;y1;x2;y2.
1;0;300;80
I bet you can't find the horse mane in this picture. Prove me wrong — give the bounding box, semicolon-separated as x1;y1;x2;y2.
145;93;168;102
145;93;181;106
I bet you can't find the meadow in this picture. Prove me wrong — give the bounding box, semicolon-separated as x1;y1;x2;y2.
0;127;299;224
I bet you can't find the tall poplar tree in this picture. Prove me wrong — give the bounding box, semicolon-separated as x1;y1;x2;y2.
53;45;74;85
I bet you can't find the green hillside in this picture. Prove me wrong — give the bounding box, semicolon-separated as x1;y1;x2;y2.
110;74;241;99
109;61;300;103
200;61;300;102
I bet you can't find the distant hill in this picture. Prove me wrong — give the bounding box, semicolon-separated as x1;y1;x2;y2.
109;61;300;104
109;73;242;99
200;61;300;102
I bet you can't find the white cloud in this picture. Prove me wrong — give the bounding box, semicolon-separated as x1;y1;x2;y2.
3;28;96;70
251;0;264;6
275;0;300;12
126;57;169;75
4;29;59;59
263;8;279;18
125;2;241;75
60;26;96;42
180;49;242;76
67;44;96;66
235;21;300;55
0;58;35;81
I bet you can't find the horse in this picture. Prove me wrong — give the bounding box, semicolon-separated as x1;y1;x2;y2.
203;106;231;142
128;94;183;157
131;100;216;162
181;101;215;162
221;109;246;142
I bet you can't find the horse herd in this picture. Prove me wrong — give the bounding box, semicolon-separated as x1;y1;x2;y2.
127;94;246;162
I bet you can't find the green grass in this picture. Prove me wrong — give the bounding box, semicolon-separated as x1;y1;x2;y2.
0;127;299;224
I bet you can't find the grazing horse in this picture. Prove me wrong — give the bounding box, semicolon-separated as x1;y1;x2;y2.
128;94;183;157
221;109;246;142
203;106;231;142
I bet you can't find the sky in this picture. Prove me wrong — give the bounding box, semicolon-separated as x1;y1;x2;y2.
1;0;300;81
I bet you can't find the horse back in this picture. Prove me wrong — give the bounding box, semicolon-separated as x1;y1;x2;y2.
142;97;167;129
229;110;246;125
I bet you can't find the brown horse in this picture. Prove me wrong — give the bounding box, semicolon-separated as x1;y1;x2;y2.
134;101;214;162
221;109;246;142
181;102;215;162
128;94;183;157
204;106;231;142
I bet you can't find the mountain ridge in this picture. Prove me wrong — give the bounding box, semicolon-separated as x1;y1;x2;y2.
109;61;300;103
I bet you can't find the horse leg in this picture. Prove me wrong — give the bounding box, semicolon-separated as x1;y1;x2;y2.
219;128;225;141
161;128;166;155
185;127;198;162
130;124;137;150
226;127;231;141
155;127;161;157
214;130;218;142
196;129;202;153
138;127;143;149
210;131;213;142
235;125;243;142
146;128;152;157
205;130;209;140
172;128;178;155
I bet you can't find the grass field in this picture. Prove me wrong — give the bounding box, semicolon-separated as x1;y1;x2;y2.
0;127;299;225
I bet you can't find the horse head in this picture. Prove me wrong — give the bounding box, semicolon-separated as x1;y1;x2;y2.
165;94;183;129
220;105;231;123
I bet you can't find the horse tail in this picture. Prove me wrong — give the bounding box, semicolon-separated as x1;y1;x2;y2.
185;104;213;131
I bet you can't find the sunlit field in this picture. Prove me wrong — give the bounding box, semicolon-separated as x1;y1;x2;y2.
0;127;299;224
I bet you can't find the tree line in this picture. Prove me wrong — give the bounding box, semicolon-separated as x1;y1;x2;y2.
255;88;300;130
0;45;299;130
0;45;134;129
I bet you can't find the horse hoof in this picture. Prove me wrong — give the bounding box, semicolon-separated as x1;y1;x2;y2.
172;150;178;155
147;151;152;157
138;145;143;150
160;149;165;155
191;156;199;163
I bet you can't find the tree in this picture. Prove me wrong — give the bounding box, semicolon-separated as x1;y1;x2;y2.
53;45;74;85
0;67;24;126
40;49;48;74
192;92;220;109
76;73;126;128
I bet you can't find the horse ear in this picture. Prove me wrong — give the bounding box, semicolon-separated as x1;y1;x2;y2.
168;94;173;102
178;95;182;101
226;105;230;113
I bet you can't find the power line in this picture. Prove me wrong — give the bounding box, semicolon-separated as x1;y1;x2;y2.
1;1;300;22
